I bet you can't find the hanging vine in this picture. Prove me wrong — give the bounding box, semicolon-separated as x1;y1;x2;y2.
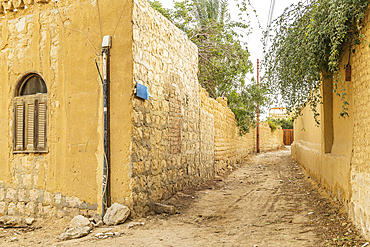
264;0;370;124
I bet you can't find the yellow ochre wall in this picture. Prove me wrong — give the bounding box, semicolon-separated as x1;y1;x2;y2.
0;0;284;219
292;62;354;209
0;0;133;217
349;12;370;239
290;35;370;238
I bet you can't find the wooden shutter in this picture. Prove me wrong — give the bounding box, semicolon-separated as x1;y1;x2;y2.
25;99;35;151
36;95;47;151
14;98;24;151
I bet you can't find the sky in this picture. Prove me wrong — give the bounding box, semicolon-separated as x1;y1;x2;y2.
159;0;300;117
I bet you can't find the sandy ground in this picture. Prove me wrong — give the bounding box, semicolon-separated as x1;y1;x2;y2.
1;147;368;246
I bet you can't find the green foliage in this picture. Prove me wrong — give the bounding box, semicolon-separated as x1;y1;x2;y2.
267;117;294;130
229;82;268;135
148;0;266;134
266;118;277;132
147;0;173;20
264;0;370;123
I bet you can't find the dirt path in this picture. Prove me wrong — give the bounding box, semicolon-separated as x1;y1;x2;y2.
2;148;368;246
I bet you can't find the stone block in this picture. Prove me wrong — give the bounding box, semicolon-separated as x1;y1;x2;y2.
145;113;151;125
132;161;144;175
66;208;80;217
25;202;36;216
12;0;24;9
58;226;91;241
0;202;6;215
8;202;16;215
6;188;16;200
54;193;62;204
42;205;54;216
2;0;13;11
0;188;4;201
0;216;27;227
17;202;25;215
22;174;32;187
57;209;67;217
18;189;26;202
43;191;52;205
29;189;40;202
143;128;150;140
70;215;92;228
133;127;143;142
66;196;82;208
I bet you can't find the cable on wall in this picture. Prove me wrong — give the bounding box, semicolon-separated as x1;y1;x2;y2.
112;0;130;37
54;1;101;56
56;0;102;152
96;0;103;40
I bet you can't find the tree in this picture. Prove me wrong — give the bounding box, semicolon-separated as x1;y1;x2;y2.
149;0;267;134
266;117;293;130
264;0;369;123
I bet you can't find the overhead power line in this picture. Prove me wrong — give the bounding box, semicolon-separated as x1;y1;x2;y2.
261;0;275;62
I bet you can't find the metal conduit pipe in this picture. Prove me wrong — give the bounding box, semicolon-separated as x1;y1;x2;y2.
101;35;112;217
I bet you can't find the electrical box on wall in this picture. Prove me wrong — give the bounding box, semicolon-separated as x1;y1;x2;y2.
135;83;150;100
102;35;112;48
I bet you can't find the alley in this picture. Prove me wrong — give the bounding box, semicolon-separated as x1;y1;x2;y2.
4;148;368;246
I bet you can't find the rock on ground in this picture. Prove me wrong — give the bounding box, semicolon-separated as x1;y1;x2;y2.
103;203;130;226
25;218;35;225
58;215;92;241
126;222;145;228
0;216;27;228
153;203;176;215
58;226;91;241
70;215;92;228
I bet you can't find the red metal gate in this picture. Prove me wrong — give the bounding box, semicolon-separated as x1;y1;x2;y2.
283;129;294;145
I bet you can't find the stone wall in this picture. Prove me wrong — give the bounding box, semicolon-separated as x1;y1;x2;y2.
349;12;370;239
0;154;98;217
131;0;206;216
200;87;284;173
130;0;284;216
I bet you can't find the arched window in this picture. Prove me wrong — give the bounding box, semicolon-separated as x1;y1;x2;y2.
13;73;48;153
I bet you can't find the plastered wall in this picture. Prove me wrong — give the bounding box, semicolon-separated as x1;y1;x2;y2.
292;70;353;210
291;20;370;238
0;0;133;217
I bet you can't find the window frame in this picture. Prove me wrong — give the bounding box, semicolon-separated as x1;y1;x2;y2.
13;72;48;154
